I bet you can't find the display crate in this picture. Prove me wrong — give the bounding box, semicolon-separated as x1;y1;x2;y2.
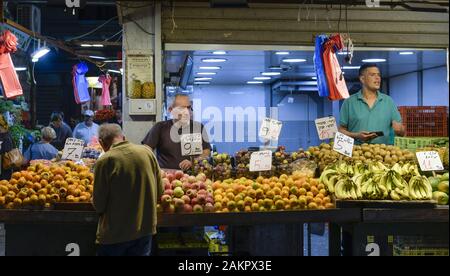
155;232;209;256
399;106;448;137
393;236;449;256
395;137;449;150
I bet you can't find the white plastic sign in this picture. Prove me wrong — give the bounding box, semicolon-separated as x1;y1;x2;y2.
259;118;283;141
315;116;338;140
250;150;273;172
61;138;85;161
333;132;354;158
181;133;203;156
416;151;444;171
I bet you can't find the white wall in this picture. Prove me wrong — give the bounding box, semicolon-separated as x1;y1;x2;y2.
423;66;449;106
389;72;419;106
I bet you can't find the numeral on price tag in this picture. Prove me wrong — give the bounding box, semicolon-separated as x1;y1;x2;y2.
333;132;354;158
250;150;273;172
61;138;85;161
259;118;283;141
181;133;203;156
315;116;338;140
416;151;444;171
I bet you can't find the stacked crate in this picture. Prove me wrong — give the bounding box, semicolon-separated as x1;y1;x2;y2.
399;106;448;137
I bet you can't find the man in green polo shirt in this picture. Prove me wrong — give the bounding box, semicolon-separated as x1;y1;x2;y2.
339;63;405;144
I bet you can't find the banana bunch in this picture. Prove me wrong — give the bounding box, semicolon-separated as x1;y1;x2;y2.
320;168;340;193
335;161;354;176
381;169;410;200
358;172;389;199
409;175;433;200
353;162;369;176
392;162;421;182
335;177;362;200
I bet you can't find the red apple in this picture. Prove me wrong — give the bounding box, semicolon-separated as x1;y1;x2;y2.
206;196;214;205
191;197;199;206
175;171;184;180
174;198;185;210
166;173;175;183
183;204;193;213
197;189;207;195
191;183;200;190
165;204;176;213
181;195;191;204
197;194;206;205
193;204;203;213
160;194;172;206
164;189;173;197
164;183;172;190
182;182;192;191
204;203;214;213
187;176;196;183
198;182;206;190
186;189;197;199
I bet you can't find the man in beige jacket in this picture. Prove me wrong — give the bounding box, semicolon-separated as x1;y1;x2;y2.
93;124;163;256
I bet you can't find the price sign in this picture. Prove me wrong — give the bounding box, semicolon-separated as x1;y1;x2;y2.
181;133;203;156
416;151;444;171
61;138;85;161
315;116;338;140
250;150;273;172
259;118;283;141
333;132;354;158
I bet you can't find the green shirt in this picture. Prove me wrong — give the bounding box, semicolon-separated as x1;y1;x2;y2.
339;90;402;145
93;141;163;245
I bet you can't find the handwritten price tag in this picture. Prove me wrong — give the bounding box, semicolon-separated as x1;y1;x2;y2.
259;118;283;141
181;133;203;156
61;138;85;161
315;116;338;140
250;150;273;172
333;132;354;158
416;151;444;171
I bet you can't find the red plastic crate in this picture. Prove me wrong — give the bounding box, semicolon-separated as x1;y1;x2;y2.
399;106;448;137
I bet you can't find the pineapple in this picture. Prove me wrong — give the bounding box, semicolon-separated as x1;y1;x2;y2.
142;82;155;99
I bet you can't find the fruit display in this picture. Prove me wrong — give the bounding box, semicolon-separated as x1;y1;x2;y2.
141;82;155;99
309;143;416;172
429;173;449;205
212;172;334;212
191;158;213;179
0;161;94;209
159;170;214;213
212;152;232;180
235;149;257;179
82;147;102;159
320;161;433;201
94;109;115;122
273;146;293;176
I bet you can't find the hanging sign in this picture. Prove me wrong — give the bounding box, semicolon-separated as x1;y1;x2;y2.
315;116;338;140
259;118;283;141
181;133;203;156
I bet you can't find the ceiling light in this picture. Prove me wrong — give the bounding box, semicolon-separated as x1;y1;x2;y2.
269;66;282;70
254;77;271;80
32;57;39;63
107;69;121;74
362;58;386;63
15;67;27;71
342;66;361;70
247;81;263;84
195;77;212;81
89;55;106;60
197;72;216;76
337;51;349;55
120;68;123;74
194;82;210;85
31;47;50;60
104;60;122;63
262;72;281;76
202;58;227;63
212;51;227;55
80;44;92;47
282;58;306;63
199;66;221;70
92;44;104;48
275;51;290;55
311;76;317;80
399;51;414;55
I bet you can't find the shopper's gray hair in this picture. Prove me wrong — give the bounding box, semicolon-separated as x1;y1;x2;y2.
169;93;191;108
41;127;57;141
98;123;123;144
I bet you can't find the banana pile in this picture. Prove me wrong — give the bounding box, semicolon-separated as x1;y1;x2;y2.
320;161;433;201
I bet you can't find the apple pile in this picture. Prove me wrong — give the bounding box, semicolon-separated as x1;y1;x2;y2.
159;170;215;213
212;152;233;180
212;172;335;212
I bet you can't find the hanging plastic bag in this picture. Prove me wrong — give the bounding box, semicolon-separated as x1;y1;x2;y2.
314;35;330;98
323;34;349;101
72;62;90;104
0;31;23;99
99;74;112;106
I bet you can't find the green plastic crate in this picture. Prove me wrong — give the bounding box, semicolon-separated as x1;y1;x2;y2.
395;137;449;150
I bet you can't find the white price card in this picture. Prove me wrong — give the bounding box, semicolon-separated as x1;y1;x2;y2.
315;116;338;140
416;151;444;171
61;138;85;161
250;150;273;172
259;118;283;141
333;132;354;158
181;133;203;156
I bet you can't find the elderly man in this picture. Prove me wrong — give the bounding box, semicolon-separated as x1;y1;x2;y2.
142;94;211;170
23;127;59;162
93;124;163;256
73;110;99;145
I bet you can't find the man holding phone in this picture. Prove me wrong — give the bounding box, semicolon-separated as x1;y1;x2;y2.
339;63;405;144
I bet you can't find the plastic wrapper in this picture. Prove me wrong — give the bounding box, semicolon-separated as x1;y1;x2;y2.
290;159;318;178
